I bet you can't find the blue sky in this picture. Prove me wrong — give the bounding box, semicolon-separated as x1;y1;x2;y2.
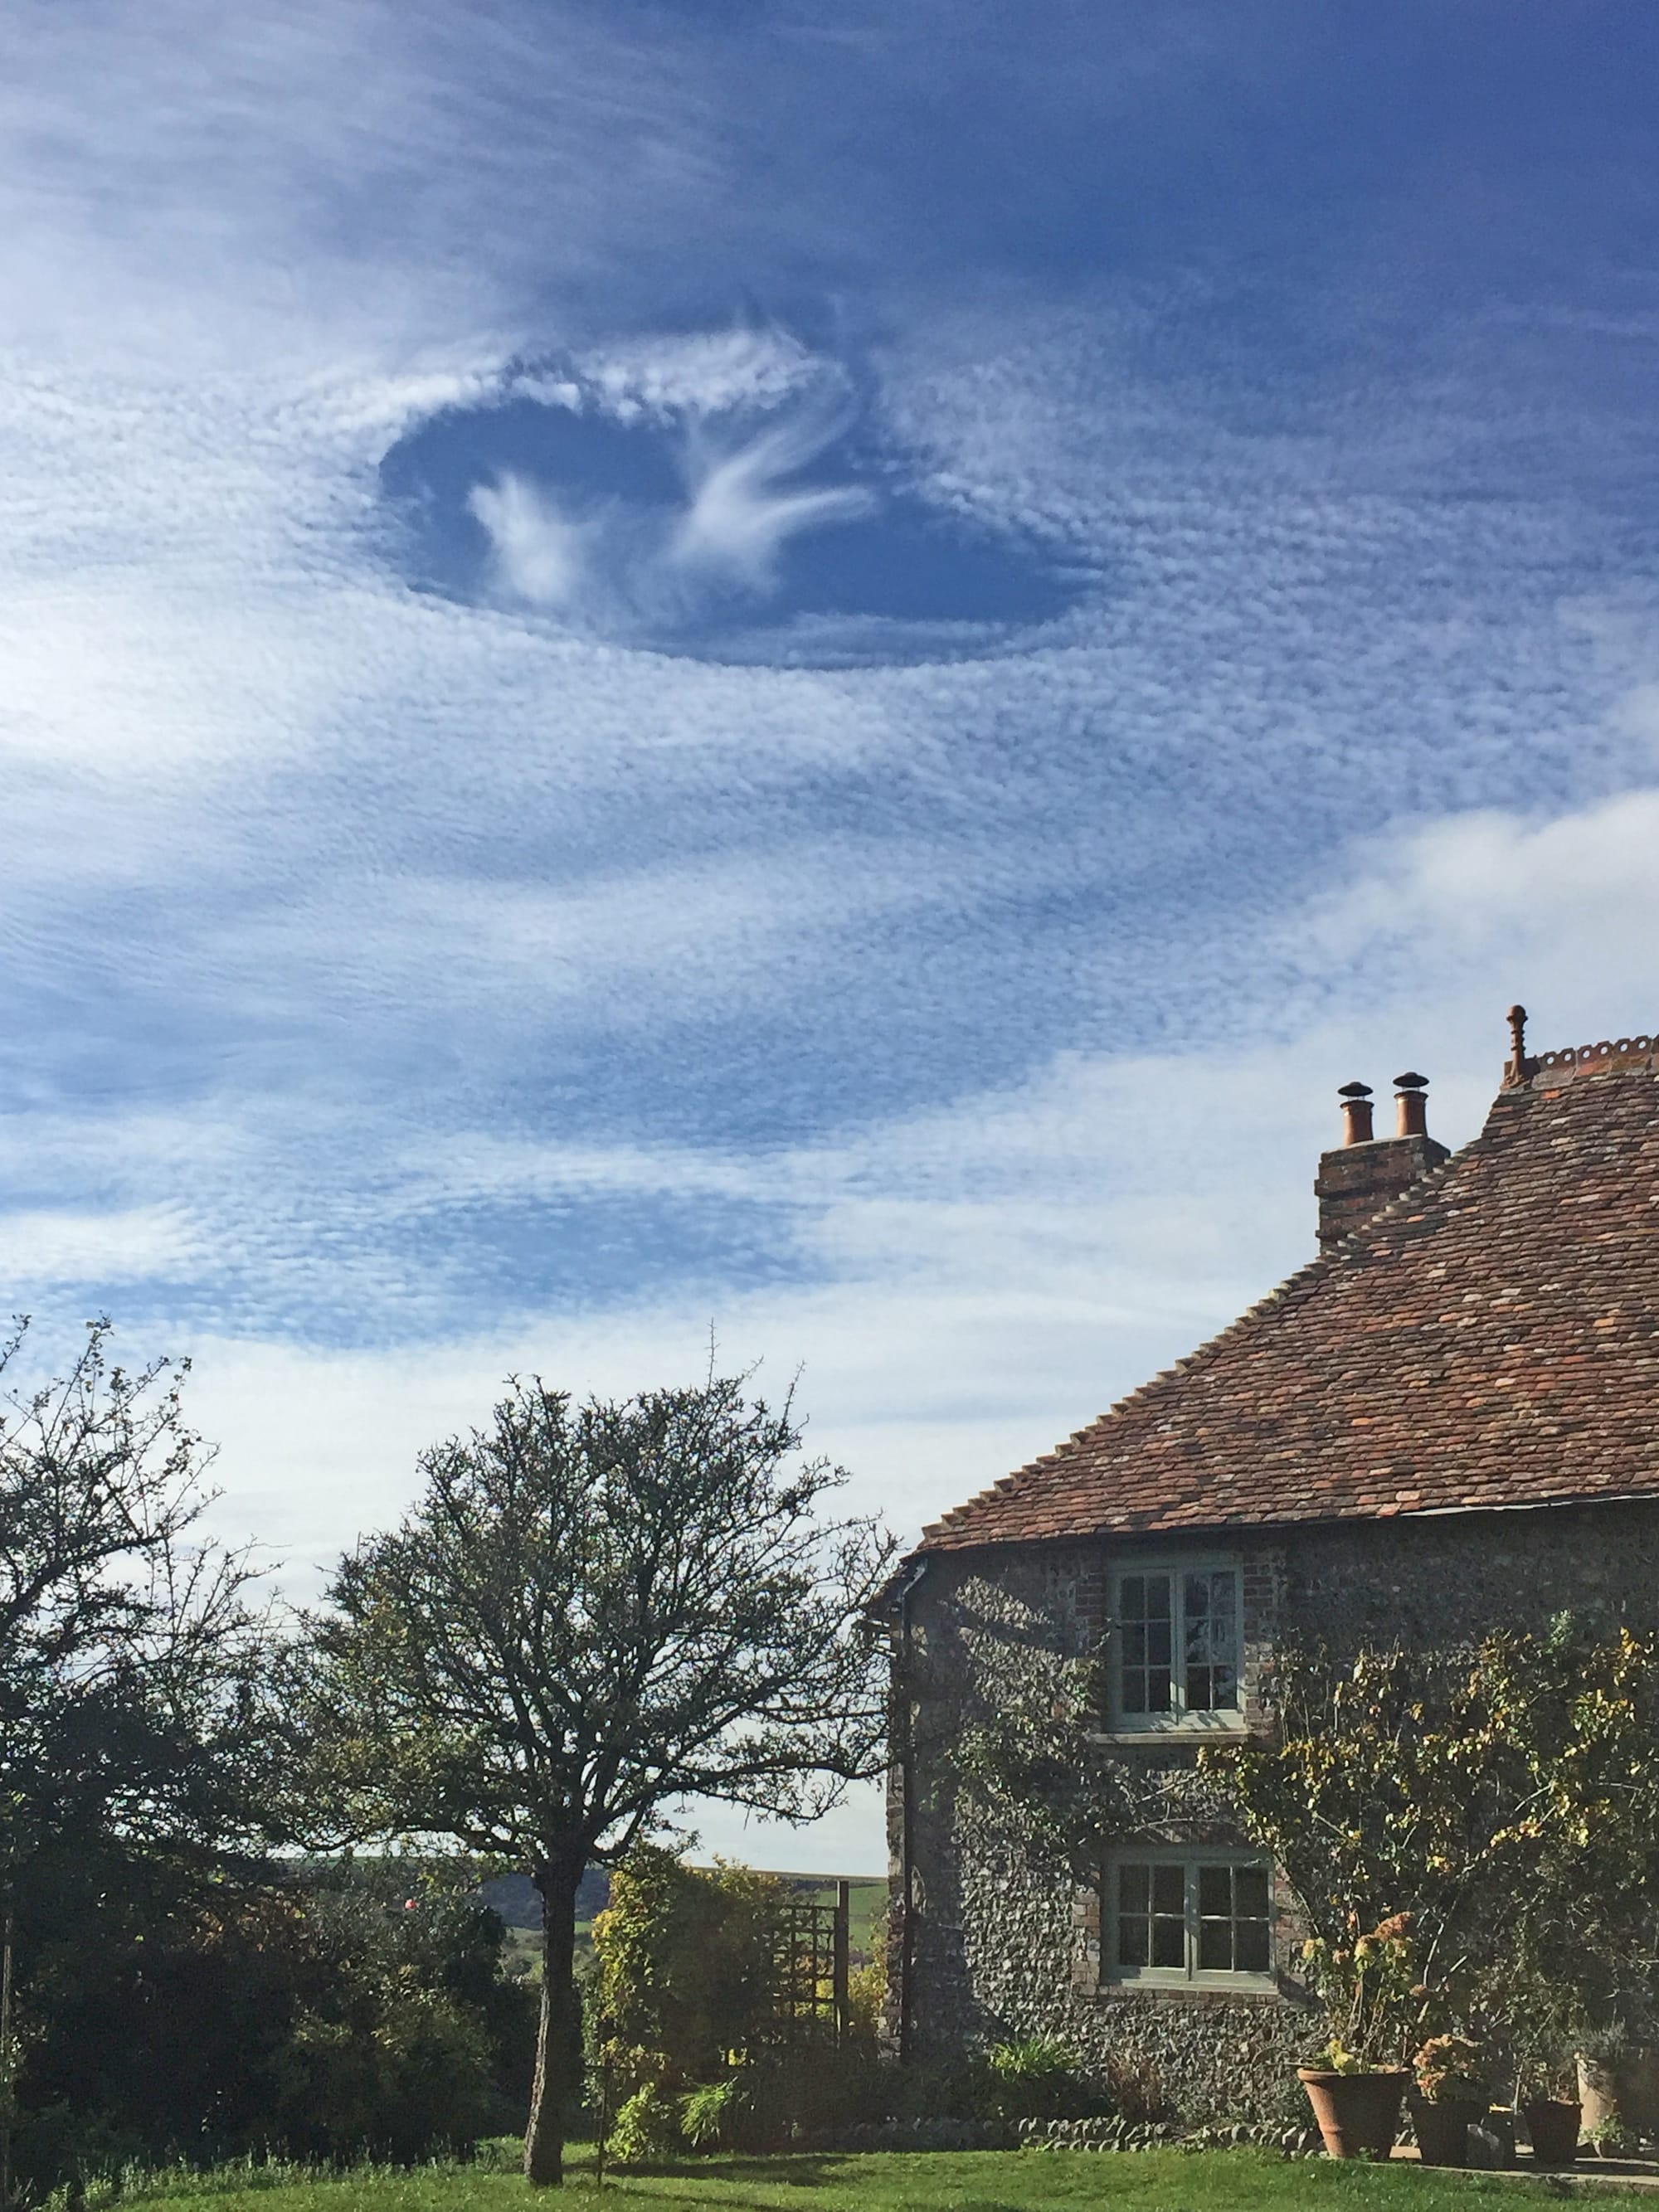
7;1;1659;1868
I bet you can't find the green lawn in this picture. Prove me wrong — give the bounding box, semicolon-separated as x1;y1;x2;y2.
114;2147;1653;2212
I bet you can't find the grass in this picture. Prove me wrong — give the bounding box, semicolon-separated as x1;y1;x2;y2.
100;2146;1656;2212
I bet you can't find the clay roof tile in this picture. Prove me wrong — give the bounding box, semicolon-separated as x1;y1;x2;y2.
919;1048;1659;1553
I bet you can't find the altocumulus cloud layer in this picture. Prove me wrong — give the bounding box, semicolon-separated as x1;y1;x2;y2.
7;0;1659;1864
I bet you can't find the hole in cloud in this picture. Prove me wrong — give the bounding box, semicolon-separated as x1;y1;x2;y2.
377;333;1092;664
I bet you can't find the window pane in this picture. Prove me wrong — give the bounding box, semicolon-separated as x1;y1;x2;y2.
1236;1917;1271;1973
1151;1912;1185;1968
1117;1578;1172;1715
1183;1570;1240;1711
1197;1917;1233;1971
1235;1865;1270;1920
1123;1573;1169;1624
1117;1864;1154;1969
1151;1864;1185;1915
1197;1864;1231;1918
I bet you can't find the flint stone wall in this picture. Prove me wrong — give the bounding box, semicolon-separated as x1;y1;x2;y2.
891;1499;1659;2122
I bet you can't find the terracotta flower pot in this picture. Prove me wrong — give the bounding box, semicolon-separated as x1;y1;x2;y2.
1298;2069;1408;2160
1410;2096;1485;2167
1579;2049;1659;2140
1522;2098;1581;2166
1578;2057;1619;2137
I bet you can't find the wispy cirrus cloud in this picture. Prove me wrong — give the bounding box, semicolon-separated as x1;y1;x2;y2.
469;401;873;631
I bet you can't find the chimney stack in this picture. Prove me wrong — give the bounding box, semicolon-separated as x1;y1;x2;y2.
1314;1071;1450;1248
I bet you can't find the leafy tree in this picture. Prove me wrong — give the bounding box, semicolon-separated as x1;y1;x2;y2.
1204;1622;1659;2059
0;1318;283;2197
0;1316;275;1867
302;1372;895;2185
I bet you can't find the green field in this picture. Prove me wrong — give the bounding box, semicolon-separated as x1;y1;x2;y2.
111;2148;1655;2212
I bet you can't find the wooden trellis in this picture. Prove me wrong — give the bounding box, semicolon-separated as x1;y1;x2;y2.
771;1878;852;2040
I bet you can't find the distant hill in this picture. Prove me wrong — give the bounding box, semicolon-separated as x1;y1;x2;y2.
479;1868;611;1929
479;1866;883;1937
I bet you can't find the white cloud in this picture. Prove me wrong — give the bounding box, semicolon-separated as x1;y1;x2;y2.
1306;790;1659;997
667;411;873;596
461;378;874;633
469;473;591;611
0;1205;197;1284
562;327;825;425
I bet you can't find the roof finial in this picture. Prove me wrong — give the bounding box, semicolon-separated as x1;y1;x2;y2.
1505;1004;1530;1088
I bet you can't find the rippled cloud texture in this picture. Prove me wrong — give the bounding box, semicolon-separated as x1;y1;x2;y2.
7;1;1659;1864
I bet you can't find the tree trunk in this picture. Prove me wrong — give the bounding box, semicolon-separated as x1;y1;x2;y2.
524;1845;583;2187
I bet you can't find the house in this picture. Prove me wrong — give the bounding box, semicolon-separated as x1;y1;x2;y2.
885;1012;1659;2120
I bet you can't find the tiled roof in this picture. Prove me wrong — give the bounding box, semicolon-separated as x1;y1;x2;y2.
920;1040;1659;1552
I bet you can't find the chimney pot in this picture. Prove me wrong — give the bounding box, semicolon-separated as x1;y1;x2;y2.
1394;1071;1429;1138
1336;1081;1374;1146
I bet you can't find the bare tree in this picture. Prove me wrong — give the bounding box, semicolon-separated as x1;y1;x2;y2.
304;1372;895;2186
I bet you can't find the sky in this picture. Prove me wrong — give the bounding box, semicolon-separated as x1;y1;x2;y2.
7;0;1659;1872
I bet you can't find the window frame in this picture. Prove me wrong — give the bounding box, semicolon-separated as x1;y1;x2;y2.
1107;1553;1247;1734
1105;1847;1277;1991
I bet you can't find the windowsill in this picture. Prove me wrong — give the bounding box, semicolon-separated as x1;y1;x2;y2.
1098;1971;1284;2003
1090;1719;1251;1746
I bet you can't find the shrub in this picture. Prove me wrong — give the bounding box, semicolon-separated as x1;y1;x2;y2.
680;2078;742;2149
8;1855;535;2200
1104;2049;1170;2122
984;2035;1092;2120
588;1849;887;2153
607;2083;682;2166
1413;2035;1490;2105
588;1848;789;2101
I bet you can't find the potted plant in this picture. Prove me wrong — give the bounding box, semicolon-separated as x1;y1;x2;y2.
1493;1965;1584;2166
1578;2020;1659;2143
1519;2064;1582;2168
1296;1914;1417;2159
1517;2041;1582;2169
1408;2035;1489;2167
